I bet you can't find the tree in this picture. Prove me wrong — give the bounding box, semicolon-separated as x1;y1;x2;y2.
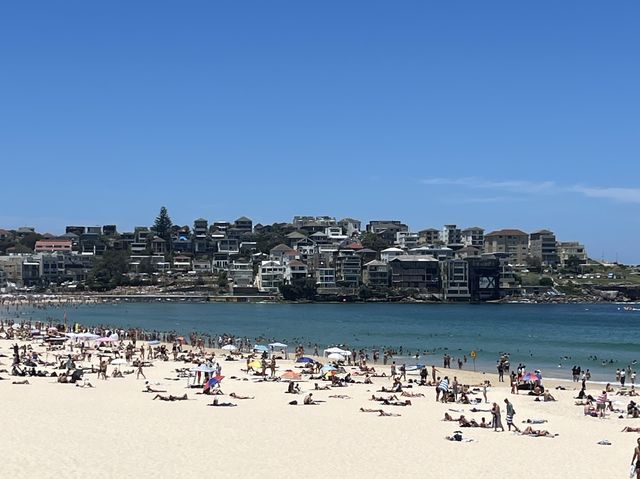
88;250;129;291
566;255;582;273
19;232;42;251
525;255;542;273
539;277;554;287
360;232;389;252
217;271;229;289
153;207;173;243
279;278;317;301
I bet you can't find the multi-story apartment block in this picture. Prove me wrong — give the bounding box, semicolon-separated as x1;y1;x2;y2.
529;230;559;266
336;250;361;287
461;227;484;248
418;228;441;245
367;220;409;244
483;229;529;265
35;240;73;253
363;260;390;288
558;242;588;267
440;224;462;245
256;260;285;292
389;255;440;291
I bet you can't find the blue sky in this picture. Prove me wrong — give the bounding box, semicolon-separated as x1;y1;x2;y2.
1;2;639;262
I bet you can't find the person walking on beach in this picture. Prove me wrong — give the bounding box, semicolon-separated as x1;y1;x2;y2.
621;369;627;387
504;398;520;432
631;437;640;479
491;402;504;432
269;357;276;378
136;362;146;380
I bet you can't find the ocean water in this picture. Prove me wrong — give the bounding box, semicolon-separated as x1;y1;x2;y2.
4;302;639;382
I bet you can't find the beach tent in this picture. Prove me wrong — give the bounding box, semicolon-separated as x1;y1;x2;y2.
327;353;345;362
191;364;216;373
268;342;288;348
253;345;269;353
147;340;161;346
221;344;237;351
323;347;352;357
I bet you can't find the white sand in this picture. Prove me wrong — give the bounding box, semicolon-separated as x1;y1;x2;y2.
0;340;637;479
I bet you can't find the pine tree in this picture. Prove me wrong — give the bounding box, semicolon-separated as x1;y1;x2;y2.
153;206;173;243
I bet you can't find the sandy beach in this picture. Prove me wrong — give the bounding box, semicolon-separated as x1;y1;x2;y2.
1;334;638;479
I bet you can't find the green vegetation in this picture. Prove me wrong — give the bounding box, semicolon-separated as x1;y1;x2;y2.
360;232;389;252
153;206;173;244
87;250;130;291
279;278;317;301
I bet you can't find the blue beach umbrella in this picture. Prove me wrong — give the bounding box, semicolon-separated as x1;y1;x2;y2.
296;357;314;363
253;345;269;352
320;365;337;373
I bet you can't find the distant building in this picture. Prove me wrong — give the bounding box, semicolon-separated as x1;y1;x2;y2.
529;230;559;266
285;259;308;284
229;261;254;288
102;225;118;236
335;250;361;287
380;247;405;263
484;229;529;265
418;228;440;245
440;224;462;246
389;255;440;291
34;240;73;253
461;227;484;248
256;260;285;292
337;218;361;236
558;241;588;267
366;220;408;244
363;260;390;288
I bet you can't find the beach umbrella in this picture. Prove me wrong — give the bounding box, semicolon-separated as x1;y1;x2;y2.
190;364;216;373
111;358;127;365
249;360;263;370
64;332;77;339
321;365;337;373
327;353;345;362
253;345;269;352
268;342;287;348
296;357;314;363
147;340;161;346
281;370;301;380
221;344;237;351
206;375;225;387
523;372;541;382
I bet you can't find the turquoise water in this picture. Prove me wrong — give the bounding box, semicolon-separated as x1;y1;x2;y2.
4;302;639;382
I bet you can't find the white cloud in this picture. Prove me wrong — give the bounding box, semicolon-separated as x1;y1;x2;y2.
421;176;640;204
421;177;555;194
570;186;640;204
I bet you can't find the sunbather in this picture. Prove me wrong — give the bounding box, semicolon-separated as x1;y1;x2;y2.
153;393;188;401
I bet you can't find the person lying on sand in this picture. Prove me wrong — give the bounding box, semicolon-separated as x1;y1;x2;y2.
458;416;480;428
328;394;350;399
314;383;330;390
371;394;398;402
523;419;548;424
401;391;425;398
153;394;188;401
229;392;253;399
359;408;400;417
143;384;167;393
12;379;29;385
382;399;411;406
521;426;557;437
444;412;462;421
209;398;237;407
621;427;640;432
75;381;94;388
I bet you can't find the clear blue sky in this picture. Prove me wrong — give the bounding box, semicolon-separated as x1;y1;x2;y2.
1;2;639;262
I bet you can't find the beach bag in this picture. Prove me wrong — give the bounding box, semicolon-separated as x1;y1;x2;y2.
630;464;637;478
